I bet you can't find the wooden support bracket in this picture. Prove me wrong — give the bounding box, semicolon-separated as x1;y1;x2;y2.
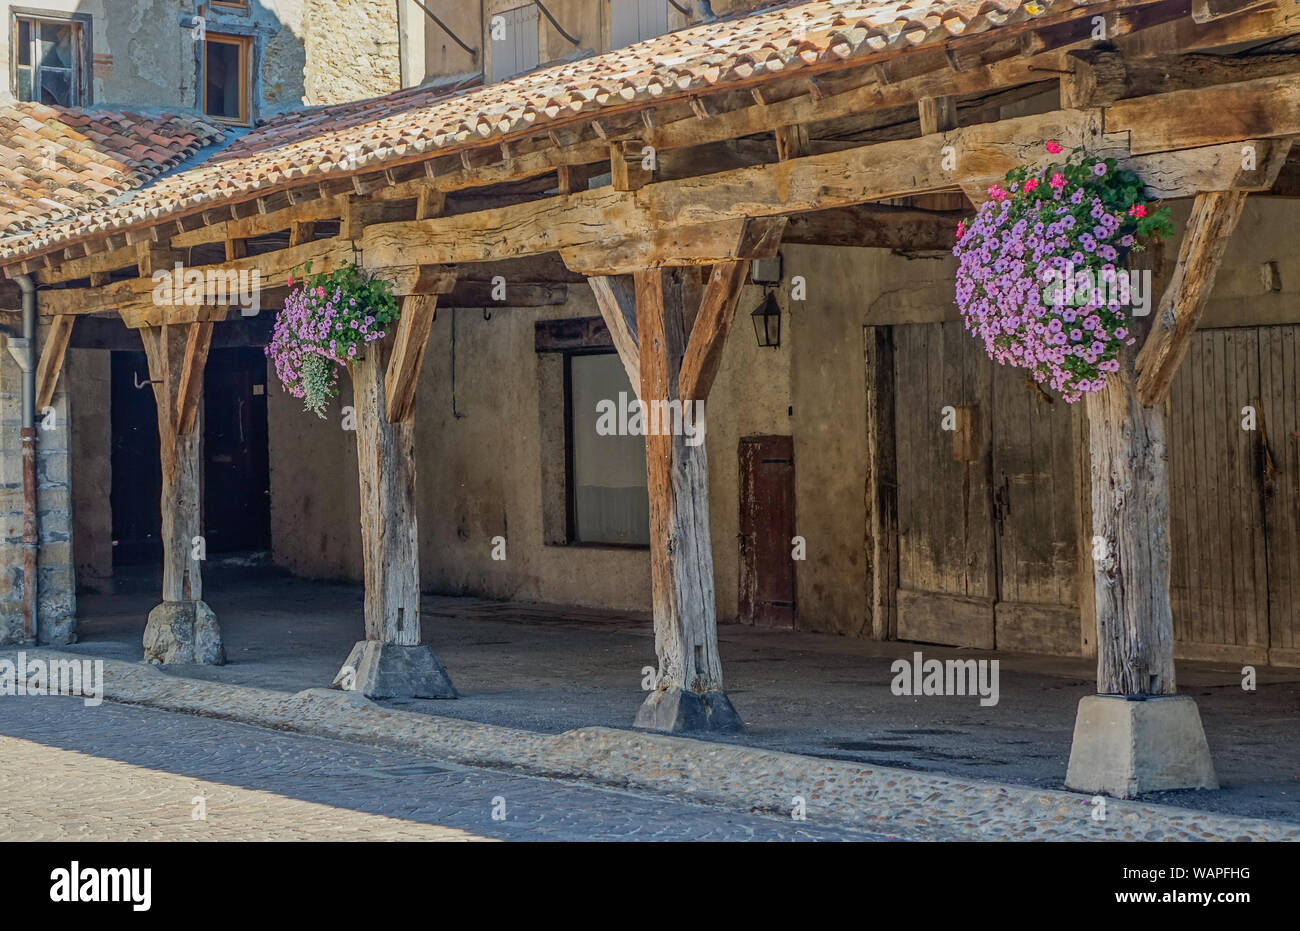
384;292;442;424
1135;189;1248;406
34;315;75;411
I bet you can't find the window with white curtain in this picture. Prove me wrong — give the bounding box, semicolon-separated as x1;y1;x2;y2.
567;352;650;546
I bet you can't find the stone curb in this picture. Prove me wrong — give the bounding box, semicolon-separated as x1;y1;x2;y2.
7;649;1298;841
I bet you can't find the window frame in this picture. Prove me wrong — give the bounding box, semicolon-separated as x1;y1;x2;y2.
487;2;540;84
9;7;92;106
608;0;669;50
202;31;253;126
561;348;651;550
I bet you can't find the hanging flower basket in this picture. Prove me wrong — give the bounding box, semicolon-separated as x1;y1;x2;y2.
266;262;399;418
952;142;1174;403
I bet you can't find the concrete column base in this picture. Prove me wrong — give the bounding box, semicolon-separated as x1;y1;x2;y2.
332;641;457;700
143;600;224;665
634;686;744;734
1065;694;1218;798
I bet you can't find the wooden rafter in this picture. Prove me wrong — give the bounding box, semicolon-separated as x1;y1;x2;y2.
8;0;1297;283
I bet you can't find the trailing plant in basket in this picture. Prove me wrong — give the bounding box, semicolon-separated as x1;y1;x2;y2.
952;142;1174;403
266;262;399;418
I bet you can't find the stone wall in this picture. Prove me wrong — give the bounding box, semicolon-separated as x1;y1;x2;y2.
0;324;76;645
302;0;402;105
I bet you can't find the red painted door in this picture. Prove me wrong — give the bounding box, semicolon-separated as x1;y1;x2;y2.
739;435;796;627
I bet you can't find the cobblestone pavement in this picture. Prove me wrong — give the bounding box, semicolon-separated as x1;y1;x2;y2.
0;696;893;842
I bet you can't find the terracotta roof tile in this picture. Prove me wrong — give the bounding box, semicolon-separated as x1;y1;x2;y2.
0;104;225;242
0;0;1111;262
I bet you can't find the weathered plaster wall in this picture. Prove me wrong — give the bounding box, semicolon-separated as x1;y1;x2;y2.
266;274;791;618
66;348;111;594
263;194;1299;635
0;0;408;114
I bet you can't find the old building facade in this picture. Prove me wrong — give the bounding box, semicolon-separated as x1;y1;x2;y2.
1;0;1298;792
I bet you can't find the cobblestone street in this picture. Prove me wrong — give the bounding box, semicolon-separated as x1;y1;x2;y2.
0;696;893;842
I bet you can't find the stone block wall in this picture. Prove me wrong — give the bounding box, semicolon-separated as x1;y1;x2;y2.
0;325;77;645
303;0;403;105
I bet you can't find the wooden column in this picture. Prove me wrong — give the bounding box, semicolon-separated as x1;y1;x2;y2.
1087;192;1246;696
351;340;420;644
138;321;223;664
141;323;210;603
591;261;753;733
1084;364;1177;694
1068;193;1243;795
333;290;456;698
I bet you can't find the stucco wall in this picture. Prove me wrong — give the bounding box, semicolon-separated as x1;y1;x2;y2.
262;193;1299;633
267;274;792;618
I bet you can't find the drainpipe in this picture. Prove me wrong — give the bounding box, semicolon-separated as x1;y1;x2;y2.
9;275;38;642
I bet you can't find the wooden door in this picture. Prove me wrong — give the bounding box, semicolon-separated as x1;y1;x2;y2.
1168;325;1300;666
891;322;1082;653
1260;325;1300;665
989;362;1083;654
738;434;796;627
1168;328;1269;663
110;350;162;567
202;347;271;554
892;322;997;648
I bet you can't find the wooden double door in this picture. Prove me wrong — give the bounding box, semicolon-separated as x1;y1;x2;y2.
891;322;1083;653
888;321;1300;665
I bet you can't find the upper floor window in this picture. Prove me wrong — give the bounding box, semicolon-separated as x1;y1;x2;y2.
11;11;91;106
488;4;539;83
609;0;668;49
203;33;251;124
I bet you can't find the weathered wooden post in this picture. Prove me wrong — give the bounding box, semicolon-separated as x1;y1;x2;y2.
1065;191;1247;797
331;288;458;699
139;321;225;664
583;219;783;731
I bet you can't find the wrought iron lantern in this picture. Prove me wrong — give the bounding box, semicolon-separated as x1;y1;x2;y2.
750;290;782;348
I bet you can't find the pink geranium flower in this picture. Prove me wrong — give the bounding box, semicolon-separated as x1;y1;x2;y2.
1045;141;1063;154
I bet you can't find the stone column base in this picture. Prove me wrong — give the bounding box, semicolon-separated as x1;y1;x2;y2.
332;641;457;700
143;600;224;665
634;686;744;734
1065;694;1218;798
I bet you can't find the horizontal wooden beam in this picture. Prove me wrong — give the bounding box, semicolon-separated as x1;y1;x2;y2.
1106;72;1300;154
560;216;786;277
365;74;1300;272
782;204;963;250
1063;48;1300;108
